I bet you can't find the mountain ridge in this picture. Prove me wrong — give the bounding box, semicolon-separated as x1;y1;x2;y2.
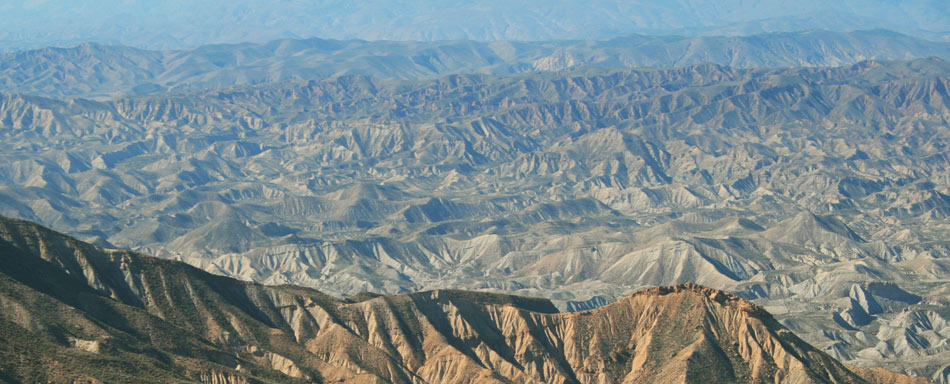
0;214;931;383
2;30;950;99
2;58;950;379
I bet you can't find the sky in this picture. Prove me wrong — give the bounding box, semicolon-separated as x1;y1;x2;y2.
0;0;947;51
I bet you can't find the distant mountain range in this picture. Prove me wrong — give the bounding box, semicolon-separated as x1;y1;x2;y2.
0;215;928;383
2;56;950;379
4;12;950;381
1;29;949;99
0;0;948;51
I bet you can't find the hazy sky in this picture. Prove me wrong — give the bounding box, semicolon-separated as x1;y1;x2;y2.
0;0;947;51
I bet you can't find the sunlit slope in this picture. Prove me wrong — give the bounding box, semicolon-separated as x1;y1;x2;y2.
0;215;929;383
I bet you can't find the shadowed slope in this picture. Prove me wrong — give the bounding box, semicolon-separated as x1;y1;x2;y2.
0;215;929;383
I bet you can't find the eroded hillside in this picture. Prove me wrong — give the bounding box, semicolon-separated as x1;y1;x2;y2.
1;59;950;379
0;215;928;383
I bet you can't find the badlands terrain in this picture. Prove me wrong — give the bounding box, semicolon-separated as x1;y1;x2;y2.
1;32;950;381
0;215;930;383
2;30;950;99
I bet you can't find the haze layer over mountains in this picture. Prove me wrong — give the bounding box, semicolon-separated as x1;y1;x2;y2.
2;30;950;100
1;0;948;51
3;1;950;382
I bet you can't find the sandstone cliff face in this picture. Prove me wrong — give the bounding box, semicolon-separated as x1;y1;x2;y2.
317;285;868;384
0;215;930;383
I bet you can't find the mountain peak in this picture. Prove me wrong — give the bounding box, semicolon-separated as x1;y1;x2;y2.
632;282;769;315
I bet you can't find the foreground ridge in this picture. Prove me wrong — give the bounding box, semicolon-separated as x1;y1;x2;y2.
0;215;929;383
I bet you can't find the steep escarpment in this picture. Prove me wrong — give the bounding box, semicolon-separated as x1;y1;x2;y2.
0;215;930;383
